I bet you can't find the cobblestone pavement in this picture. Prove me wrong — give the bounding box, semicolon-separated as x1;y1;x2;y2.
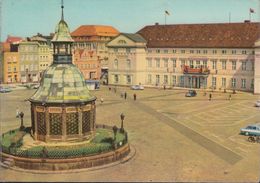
0;86;260;182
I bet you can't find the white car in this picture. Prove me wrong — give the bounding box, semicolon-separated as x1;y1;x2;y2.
130;85;144;90
255;100;260;107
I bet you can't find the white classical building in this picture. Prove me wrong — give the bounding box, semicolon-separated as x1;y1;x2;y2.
107;22;260;94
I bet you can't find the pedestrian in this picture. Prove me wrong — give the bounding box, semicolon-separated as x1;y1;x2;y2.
100;97;104;104
109;87;111;91
163;85;166;90
229;94;232;101
209;93;212;101
114;87;116;93
124;92;127;100
133;93;137;101
16;107;20;118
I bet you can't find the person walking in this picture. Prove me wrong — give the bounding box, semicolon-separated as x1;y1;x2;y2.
133;93;137;101
16;107;20;118
209;93;212;101
124;92;127;100
229;94;232;101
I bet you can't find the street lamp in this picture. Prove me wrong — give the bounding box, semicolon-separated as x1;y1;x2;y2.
120;113;125;131
19;111;25;130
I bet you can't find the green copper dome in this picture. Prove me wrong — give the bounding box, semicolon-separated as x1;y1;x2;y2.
51;20;74;42
30;64;96;103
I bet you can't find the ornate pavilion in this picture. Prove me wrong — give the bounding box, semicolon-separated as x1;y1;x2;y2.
29;4;96;142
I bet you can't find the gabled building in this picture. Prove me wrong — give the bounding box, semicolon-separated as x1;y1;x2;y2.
107;33;147;85
108;22;260;94
2;36;22;83
71;25;119;83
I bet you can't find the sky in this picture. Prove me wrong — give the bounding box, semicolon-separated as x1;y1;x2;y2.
1;0;260;41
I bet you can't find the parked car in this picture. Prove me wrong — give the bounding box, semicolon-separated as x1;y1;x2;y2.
185;90;197;97
33;84;40;89
240;123;260;136
0;87;12;93
255;100;260;107
130;85;144;90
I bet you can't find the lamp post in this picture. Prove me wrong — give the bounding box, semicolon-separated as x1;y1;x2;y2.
19;111;25;130
120;113;125;131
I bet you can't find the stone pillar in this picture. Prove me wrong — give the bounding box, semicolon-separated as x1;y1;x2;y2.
78;106;83;138
62;106;67;141
45;106;50;142
33;106;38;140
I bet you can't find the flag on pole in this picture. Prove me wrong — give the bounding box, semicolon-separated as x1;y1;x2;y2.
165;10;170;15
250;8;255;13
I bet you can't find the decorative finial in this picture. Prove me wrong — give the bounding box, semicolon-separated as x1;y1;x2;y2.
61;0;64;20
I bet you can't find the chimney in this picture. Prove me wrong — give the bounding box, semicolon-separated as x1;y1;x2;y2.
155;22;159;25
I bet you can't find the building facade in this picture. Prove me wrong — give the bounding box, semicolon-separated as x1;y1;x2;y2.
19;37;52;83
2;36;22;83
73;49;101;80
71;25;119;83
108;22;260;94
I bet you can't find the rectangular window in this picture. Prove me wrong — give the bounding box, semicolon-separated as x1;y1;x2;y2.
212;77;216;88
242;50;247;54
172;50;177;53
231;78;236;88
126;75;131;84
164;75;168;84
189;60;194;68
196;50;200;54
212;50;217;54
156;49;160;53
156;59;160;68
147;59;152;67
222;50;227;54
242;61;246;71
212;60;217;70
172;59;176;68
172;75;176;85
148;74;152;84
114;59;118;69
221;60;226;70
126;59;131;69
164;59;168;68
114;75;119;83
163;50;168;54
222;78;226;88
232;61;236;70
203;61;207;68
241;79;246;89
203;50;208;54
181;50;185;54
180;60;186;67
156;75;160;84
190;50;194;54
232;50;236;54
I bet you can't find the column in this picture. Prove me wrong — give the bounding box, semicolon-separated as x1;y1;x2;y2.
62;106;66;141
78;106;83;138
33;106;38;140
45;106;50;141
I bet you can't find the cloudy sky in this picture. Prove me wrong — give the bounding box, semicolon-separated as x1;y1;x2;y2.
1;0;260;41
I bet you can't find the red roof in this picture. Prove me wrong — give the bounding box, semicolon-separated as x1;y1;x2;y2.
137;22;260;48
5;36;22;44
71;25;119;37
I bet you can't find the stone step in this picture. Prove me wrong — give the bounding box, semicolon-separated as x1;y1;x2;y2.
3;158;14;167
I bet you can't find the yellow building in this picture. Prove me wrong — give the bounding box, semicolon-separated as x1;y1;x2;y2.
107;22;260;93
3;52;20;83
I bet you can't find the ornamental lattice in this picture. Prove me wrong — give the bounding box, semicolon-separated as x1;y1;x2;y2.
82;111;91;133
37;112;46;135
50;113;62;135
66;113;79;135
